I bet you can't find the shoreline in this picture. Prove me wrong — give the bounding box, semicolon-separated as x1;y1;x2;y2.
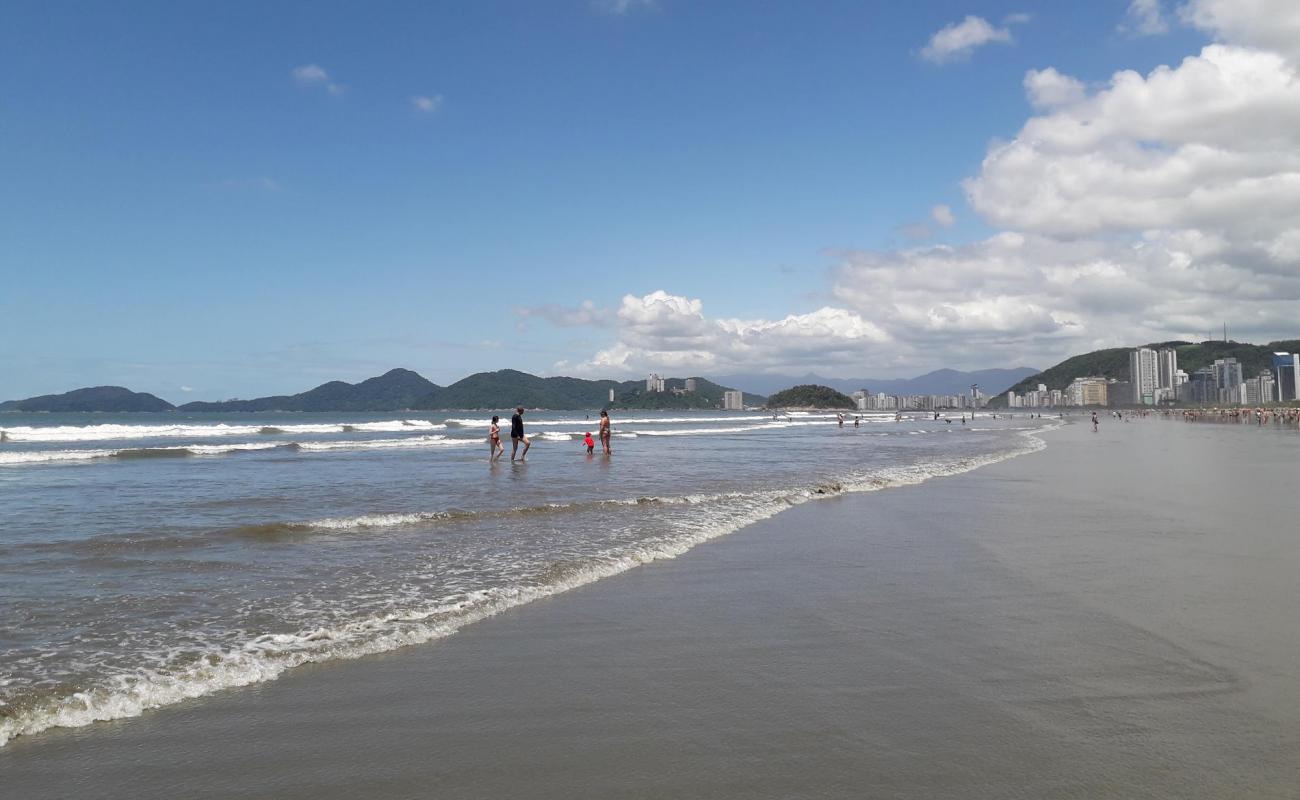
3;419;1298;798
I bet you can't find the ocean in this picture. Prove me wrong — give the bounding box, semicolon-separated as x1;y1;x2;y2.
0;408;1051;747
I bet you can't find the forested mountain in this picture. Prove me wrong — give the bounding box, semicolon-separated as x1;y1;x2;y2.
429;369;619;409
1000;339;1300;398
177;369;440;412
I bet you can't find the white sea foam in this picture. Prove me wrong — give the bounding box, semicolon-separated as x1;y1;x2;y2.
0;442;286;466
0;423;1056;748
535;431;580;441
442;415;763;428
0;449;119;465
0;420;444;443
629;424;777;436
0;436;473;467
295;435;477;452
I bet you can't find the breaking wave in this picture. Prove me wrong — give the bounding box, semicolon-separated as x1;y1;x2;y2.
0;423;1054;748
0;420;443;443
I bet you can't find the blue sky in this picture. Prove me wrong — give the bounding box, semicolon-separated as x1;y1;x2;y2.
5;0;1295;400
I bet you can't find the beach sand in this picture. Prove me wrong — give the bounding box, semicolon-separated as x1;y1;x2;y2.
3;419;1298;798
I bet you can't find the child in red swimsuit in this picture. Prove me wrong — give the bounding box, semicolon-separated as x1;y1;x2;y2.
583;432;595;454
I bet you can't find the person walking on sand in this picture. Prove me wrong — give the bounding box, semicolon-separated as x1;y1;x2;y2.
1091;411;1099;433
510;406;530;460
598;409;612;454
488;415;505;461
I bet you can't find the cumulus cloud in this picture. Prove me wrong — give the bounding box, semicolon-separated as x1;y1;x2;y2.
931;204;956;228
1121;0;1168;36
921;15;1021;64
559;5;1300;376
858;24;1300;365
967;45;1300;255
558;291;890;376
410;95;444;113
292;63;344;95
1023;67;1087;108
1181;0;1300;62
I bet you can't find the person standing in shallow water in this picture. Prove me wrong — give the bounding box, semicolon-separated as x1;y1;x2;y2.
488;415;504;461
598;409;612;455
510;406;530;461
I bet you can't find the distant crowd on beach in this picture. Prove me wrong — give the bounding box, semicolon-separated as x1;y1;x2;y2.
1174;407;1300;426
487;407;612;462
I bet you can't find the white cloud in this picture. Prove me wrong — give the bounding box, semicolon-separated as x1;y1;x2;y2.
179;385;194;393
291;63;344;95
921;15;1020;64
560;291;889;376
411;95;444;113
931;204;956;228
1023;67;1087;108
560;7;1300;376
1121;0;1168;36
966;45;1300;251
1180;0;1300;62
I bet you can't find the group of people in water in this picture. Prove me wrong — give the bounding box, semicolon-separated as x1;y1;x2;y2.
488;407;612;462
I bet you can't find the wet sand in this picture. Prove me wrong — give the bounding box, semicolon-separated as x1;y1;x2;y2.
3;418;1298;798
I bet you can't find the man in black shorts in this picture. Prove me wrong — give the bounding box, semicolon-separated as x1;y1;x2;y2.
510;406;530;460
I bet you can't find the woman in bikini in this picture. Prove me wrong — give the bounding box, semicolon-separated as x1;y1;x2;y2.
488;415;505;461
598;409;612;455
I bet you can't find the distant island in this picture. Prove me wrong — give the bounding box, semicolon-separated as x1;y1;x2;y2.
1;369;763;413
765;384;856;410
0;386;175;413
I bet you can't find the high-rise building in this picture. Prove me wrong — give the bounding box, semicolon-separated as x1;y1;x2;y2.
1066;377;1108;406
1258;370;1276;404
646;373;665;393
1274;352;1300;401
1188;367;1217;404
683;378;697;393
1212;358;1243;404
1157;348;1179;393
722;390;744;410
1129;348;1159;405
1244;372;1276;405
608;388;615;403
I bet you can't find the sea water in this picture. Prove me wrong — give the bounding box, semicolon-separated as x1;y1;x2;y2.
0;408;1051;746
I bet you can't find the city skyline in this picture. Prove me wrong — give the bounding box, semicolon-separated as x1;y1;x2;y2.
5;1;1300;400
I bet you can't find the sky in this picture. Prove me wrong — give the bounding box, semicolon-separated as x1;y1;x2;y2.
3;0;1299;400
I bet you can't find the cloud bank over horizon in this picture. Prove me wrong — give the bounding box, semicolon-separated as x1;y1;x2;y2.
525;0;1300;379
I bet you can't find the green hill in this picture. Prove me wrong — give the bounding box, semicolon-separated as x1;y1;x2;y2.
0;386;175;413
765;384;855;409
609;377;763;410
178;368;440;412
993;339;1300;404
428;369;619;409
